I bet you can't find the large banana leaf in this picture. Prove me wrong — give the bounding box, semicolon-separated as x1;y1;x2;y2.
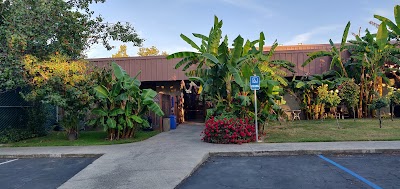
340;21;351;51
167;52;199;59
92;108;108;116
193;33;209;41
266;40;278;59
258;32;265;54
110;82;122;97
94;85;110;100
302;51;332;67
112;62;126;80
110;108;125;116
201;53;219;64
207;16;222;55
147;103;164;117
376;22;388;49
189;77;205;85
141;89;157;100
231;35;244;65
173;56;196;69
227;63;244;87
374;15;400;35
180;34;200;51
131;115;143;123
107;118;116;129
242;40;252;56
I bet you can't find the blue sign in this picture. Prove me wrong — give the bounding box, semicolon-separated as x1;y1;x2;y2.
250;76;260;90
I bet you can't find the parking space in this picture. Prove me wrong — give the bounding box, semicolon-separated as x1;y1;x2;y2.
0;157;97;189
178;154;400;189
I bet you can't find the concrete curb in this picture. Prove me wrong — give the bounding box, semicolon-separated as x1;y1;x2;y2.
0;153;103;159
210;149;400;157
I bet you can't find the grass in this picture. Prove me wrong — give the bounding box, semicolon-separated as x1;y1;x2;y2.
4;130;160;147
264;118;400;143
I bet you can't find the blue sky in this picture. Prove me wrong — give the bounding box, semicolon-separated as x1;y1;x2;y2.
86;0;398;58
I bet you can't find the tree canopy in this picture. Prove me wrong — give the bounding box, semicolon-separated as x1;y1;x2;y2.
137;46;168;56
0;0;144;92
112;45;129;58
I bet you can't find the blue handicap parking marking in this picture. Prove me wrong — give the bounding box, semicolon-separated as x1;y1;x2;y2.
318;155;382;189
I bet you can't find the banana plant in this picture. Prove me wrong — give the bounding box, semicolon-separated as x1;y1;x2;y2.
347;27;400;118
302;22;351;78
374;5;400;41
89;62;164;140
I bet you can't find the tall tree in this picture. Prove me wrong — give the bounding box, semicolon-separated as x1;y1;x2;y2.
137;46;168;56
112;45;129;58
0;0;144;93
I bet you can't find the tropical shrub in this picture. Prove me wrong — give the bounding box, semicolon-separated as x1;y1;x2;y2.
90;62;164;140
339;80;360;120
370;96;389;128
168;16;294;136
202;117;256;144
389;88;400;120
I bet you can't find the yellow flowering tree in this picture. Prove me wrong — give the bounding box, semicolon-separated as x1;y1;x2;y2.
22;55;95;140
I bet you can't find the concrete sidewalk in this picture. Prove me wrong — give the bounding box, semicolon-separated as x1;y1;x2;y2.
1;124;400;189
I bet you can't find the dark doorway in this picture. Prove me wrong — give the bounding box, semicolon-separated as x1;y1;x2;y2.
182;82;204;122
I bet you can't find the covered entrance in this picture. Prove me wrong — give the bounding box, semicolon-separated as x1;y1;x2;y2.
180;81;205;123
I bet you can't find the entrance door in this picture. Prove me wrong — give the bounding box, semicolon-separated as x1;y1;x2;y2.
183;84;204;122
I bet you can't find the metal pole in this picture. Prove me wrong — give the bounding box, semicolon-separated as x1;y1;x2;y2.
254;89;259;142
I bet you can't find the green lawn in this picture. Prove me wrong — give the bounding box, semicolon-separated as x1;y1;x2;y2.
4;130;160;147
265;118;400;143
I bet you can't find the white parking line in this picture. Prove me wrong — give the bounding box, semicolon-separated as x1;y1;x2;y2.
0;159;18;166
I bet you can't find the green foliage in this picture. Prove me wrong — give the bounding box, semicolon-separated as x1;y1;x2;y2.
0;0;143;93
302;21;351;77
0;128;37;144
90;62;164;140
22;55;96;136
370;97;389;110
169;16;294;127
339;80;360;108
317;85;341;108
388;88;400;105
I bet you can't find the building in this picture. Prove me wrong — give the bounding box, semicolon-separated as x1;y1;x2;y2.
87;44;344;125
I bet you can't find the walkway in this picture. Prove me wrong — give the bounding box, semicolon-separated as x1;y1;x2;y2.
1;124;400;189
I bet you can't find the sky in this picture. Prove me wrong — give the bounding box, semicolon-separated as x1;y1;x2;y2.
86;0;399;58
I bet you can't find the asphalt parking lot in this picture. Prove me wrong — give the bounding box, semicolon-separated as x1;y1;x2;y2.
0;157;96;189
178;154;400;189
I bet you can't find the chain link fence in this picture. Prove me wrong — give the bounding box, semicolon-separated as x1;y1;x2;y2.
0;89;56;131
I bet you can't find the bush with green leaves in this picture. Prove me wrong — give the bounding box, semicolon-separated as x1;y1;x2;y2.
90;62;164;140
22;55;96;139
370;96;389;128
339;80;360;119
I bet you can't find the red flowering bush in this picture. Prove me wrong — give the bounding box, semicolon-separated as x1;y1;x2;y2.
202;117;256;144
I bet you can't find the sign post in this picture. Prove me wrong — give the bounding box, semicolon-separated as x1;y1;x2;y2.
250;75;260;142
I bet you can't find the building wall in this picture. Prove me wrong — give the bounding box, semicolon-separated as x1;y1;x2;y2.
87;44;349;80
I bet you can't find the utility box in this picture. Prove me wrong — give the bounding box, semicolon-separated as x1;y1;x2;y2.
162;117;170;132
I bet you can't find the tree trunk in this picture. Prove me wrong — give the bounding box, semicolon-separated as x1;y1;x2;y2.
377;77;383;97
352;106;356;122
358;67;365;118
391;103;394;121
378;108;382;128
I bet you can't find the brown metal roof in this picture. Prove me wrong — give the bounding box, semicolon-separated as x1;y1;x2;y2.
87;44;345;81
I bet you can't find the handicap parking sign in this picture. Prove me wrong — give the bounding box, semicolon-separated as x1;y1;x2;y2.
250;76;260;90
